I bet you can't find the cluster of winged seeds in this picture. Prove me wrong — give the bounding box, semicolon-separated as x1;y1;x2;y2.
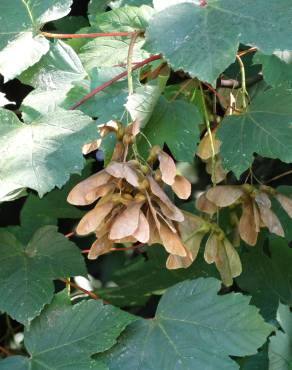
67;121;193;266
197;184;292;246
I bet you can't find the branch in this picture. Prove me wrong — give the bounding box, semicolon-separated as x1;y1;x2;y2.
219;74;263;89
59;278;100;301
69;54;162;110
41;31;134;39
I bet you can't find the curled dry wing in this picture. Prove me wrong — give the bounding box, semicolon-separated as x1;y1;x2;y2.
159;223;187;257
132;210;150;243
88;236;113;260
109;202;143;240
76;202;114;236
196;192;217;215
206;185;244;207
158;151;177;185
275;193;292;218
105;161;140;188
148;176;184;222
67;170;111;206
238;199;258;246
171;175;191;200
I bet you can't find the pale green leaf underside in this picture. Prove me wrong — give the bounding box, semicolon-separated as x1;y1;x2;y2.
0;0;73;81
0;108;95;199
269;303;292;370
79;37;149;72
20;40;86;119
217;88;292;178
102;278;272;370
145;1;292;84
91;5;154;31
0;226;86;325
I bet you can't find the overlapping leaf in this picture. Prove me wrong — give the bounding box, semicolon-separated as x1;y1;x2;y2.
0;108;95;199
217;88;292;178
0;292;134;369
101;278;272;370
0;0;73;81
145;1;292;84
90;5;154;31
237;238;292;322
0;226;86;324
7;163;92;243
98;248;217;306
269;303;292;370
79;37;148;72
63;67;135;122
20;40;86;119
140;97;202;162
254;51;292;89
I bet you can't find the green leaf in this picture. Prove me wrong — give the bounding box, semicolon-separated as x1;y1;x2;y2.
79;36;149;72
98;247;217;306
144;1;292;84
0;357;30;370
63;67;130;122
0;0;73;81
0;108;95;200
20;40;86;119
140;97;202;162
269;303;292;370
241;345;268;370
0;226;86;324
237;238;292;322
90;5;154;31
125;72;168;128
254;51;292;89
88;0;110;20
7;162;92;243
1;294;134;369
217;88;292;178
110;0;153;8
101;278;273;370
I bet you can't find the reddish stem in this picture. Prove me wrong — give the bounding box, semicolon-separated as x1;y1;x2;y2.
69;54;162;110
82;243;145;254
64;231;74;238
237;47;257;57
41;31;134;39
0;346;12;357
59;278;100;301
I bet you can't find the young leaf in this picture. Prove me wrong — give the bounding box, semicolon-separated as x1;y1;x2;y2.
0;108;95;200
217;88;292;178
101;278;272;370
0;294;135;369
0;0;73;81
0;226;86;325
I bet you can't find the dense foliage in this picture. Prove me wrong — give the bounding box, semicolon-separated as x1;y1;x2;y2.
0;0;292;369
